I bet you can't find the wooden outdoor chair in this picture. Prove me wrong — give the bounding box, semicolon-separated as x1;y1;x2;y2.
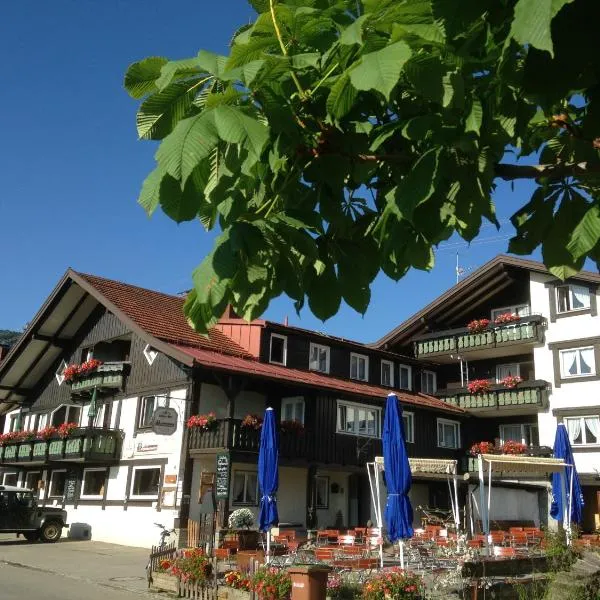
215;547;236;569
278;529;296;540
493;546;517;558
509;532;529;550
467;539;483;548
337;534;355;546
509;527;524;535
315;548;335;562
489;532;506;545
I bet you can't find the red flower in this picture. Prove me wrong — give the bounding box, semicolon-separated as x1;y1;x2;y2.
501;440;527;455
57;422;78;439
467;379;491;394
467;318;491;333
494;312;521;325
470;441;497;456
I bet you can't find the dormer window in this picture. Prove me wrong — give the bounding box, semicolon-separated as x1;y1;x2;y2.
309;343;330;374
350;353;369;382
269;334;287;366
556;284;590;313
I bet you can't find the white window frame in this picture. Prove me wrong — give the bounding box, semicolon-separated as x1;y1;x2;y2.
437;418;461;449
499;423;539;446
381;360;394;387
269;333;288;366
130;465;162;499
496;363;521;382
403;411;415;444
559;347;596;379
143;343;159;366
50;404;81;427
491;304;530;321
81;468;107;499
2;472;18;486
48;469;67;498
232;470;258;506
336;400;381;438
281;396;305;424
138;394;168;429
315;475;329;509
421;370;437;394
399;364;412;390
350;353;369;382
309;343;330;374
55;359;68;385
556;284;591;314
564;416;600;446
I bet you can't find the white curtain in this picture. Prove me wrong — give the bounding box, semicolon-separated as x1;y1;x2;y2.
585;416;600;444
579;348;594;374
572;285;590;309
562;350;578;376
566;418;582;444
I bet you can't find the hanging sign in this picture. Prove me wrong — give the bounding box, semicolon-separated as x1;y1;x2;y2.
215;452;230;499
151;407;178;435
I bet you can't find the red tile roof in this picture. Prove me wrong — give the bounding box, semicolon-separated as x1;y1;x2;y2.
174;345;464;414
77;273;252;357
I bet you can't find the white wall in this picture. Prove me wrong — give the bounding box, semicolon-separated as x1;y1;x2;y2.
315;470;348;529
198;384;266;419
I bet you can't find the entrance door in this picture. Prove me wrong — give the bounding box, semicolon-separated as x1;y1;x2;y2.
348;473;371;527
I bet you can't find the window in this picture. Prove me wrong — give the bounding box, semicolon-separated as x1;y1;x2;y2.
24;471;41;491
2;473;18;486
403;411;415;444
130;466;161;498
499;423;539;446
143;343;158;366
80;347;93;363
269;334;287;366
496;363;520;382
491;304;530;321
437;419;460;449
565;416;600;446
315;476;329;509
381;360;394;387
55;359;68;385
51;405;81;427
336;401;381;438
232;471;258;505
81;468;106;498
559;347;595;378
421;370;437;394
556;284;590;313
281;397;304;424
138;394;168;429
8;414;22;432
48;470;66;497
399;365;412;390
309;343;330;374
350;353;369;382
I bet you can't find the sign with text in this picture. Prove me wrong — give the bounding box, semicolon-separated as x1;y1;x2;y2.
151;407;178;435
215;452;230;500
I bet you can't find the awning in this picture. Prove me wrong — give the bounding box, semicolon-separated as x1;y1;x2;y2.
375;456;458;475
480;453;566;473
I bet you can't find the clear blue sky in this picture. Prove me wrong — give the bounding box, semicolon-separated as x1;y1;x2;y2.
1;1;540;342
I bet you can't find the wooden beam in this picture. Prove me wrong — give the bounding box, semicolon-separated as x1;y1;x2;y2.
446;278;513;326
31;333;70;347
0;385;30;395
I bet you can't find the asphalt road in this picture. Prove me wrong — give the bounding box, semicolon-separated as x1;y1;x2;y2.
0;535;157;599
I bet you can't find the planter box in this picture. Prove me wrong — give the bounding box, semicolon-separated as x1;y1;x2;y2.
2;444;18;461
219;589;252;600
237;530;260;550
48;439;65;459
151;571;180;594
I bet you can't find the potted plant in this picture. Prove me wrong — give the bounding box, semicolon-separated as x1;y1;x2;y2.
467;318;490;333
500;440;528;455
500;374;522;389
469;441;497;456
57;422;79;439
186;412;217;431
467;379;491;394
36;426;58;441
241;414;263;430
228;508;259;550
494;312;521;325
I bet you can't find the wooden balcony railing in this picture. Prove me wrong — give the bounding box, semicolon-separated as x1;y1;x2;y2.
414;316;546;358
0;428;123;465
188;419;383;467
462;446;554;473
69;362;129;398
437;380;549;412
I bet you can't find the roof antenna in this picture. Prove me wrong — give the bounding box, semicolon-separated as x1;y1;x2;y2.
284;316;289;326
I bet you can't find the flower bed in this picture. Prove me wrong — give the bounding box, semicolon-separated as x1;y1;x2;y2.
156;548;212;584
252;567;291;600
362;569;423;600
187;412;217;430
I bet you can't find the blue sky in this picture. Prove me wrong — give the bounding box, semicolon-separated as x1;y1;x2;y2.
1;1;539;343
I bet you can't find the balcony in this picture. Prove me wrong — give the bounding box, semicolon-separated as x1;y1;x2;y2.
414;316;545;362
462;446;554;474
188;419;382;467
0;428;123;465
69;362;129;398
436;380;549;414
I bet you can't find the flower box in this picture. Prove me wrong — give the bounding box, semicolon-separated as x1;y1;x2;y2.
48;439;65;459
150;571;180;594
16;443;33;462
2;444;18;461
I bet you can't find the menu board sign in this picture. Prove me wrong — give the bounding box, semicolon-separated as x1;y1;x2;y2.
215;452;230;499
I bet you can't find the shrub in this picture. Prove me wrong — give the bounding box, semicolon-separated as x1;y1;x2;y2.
362;569;423;600
170;548;212;583
251;567;291;600
224;570;252;591
328;573;361;600
228;508;255;529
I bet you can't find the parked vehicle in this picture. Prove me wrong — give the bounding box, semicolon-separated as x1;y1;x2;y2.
0;485;68;542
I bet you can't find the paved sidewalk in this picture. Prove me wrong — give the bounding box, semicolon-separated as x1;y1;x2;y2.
0;535;156;598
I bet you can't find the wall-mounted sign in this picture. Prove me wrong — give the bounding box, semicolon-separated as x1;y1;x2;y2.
164;474;177;485
215;452;230;500
64;470;78;503
151;407;178;435
136;442;159;454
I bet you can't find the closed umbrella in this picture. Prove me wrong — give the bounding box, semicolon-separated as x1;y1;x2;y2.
551;423;584;544
383;393;414;568
258;407;279;561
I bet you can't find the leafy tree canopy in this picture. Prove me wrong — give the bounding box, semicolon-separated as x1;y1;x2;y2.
125;0;600;332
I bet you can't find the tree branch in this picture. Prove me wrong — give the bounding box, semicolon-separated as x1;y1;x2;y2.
494;161;600;181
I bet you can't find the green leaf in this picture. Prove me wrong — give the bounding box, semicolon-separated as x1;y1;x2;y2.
465;99;483;134
124;57;168;99
156;113;218;183
340;15;368;45
136;80;203;140
156;57;207;90
349;41;412;100
213;105;269;161
404;54;446;104
291;53;321;69
307;261;341;320
196;50;229;77
567;203;600;260
392;22;445;45
137;167;164;216
402;114;442;141
326;72;358;119
158;174;200;223
510;0;575;56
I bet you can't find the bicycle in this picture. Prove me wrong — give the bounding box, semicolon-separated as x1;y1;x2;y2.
146;522;176;587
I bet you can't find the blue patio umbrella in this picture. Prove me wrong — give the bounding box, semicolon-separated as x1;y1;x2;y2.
258;407;279;557
551;423;584;531
383;393;413;565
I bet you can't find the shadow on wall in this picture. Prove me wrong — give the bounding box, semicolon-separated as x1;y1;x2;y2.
67;522;92;541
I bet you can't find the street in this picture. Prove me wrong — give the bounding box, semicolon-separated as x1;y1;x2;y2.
0;535;156;599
